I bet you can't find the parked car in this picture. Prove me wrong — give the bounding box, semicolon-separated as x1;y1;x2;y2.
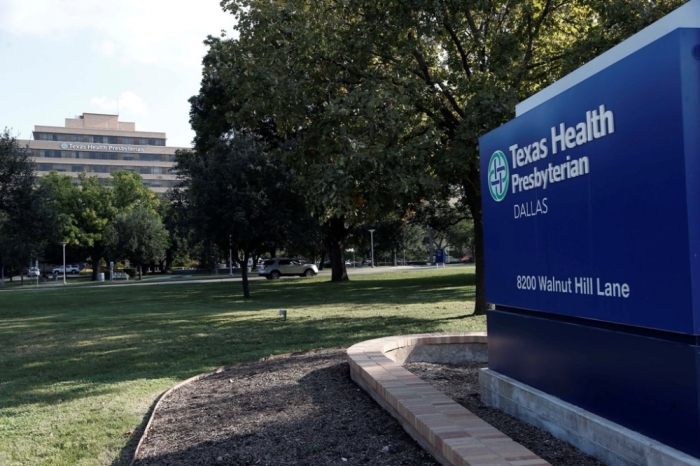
27;267;40;278
258;258;318;279
52;265;80;275
79;268;93;276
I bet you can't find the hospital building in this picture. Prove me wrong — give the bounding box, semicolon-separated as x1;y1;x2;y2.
19;113;185;194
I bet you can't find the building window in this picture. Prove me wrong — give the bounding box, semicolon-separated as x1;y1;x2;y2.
142;154;163;161
108;137;118;144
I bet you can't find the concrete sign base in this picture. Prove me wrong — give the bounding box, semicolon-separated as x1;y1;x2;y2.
480;366;700;466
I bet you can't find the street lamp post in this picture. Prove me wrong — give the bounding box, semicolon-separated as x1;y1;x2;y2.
60;241;68;285
368;229;375;268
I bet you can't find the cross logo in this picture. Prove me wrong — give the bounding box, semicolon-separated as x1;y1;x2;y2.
488;150;509;202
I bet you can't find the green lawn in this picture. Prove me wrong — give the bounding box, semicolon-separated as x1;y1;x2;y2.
0;267;484;466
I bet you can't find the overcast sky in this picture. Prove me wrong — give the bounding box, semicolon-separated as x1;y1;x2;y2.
0;0;234;147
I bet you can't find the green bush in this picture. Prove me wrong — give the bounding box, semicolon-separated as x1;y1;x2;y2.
123;268;137;278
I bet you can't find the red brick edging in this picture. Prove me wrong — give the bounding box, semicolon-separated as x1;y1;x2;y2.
347;333;551;466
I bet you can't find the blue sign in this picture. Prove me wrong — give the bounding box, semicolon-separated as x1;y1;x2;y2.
480;28;700;335
435;248;446;264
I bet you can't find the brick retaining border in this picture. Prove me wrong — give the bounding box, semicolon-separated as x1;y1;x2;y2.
347;333;551;466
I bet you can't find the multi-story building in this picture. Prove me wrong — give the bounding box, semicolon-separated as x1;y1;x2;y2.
20;113;186;194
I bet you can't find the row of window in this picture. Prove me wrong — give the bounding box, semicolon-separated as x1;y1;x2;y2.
33;150;176;162
35;132;166;146
37;163;175;176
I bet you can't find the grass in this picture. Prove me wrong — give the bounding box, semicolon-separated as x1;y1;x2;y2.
0;267;484;466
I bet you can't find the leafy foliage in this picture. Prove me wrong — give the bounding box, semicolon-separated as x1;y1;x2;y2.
40;171;163;279
174;135;308;297
195;0;687;309
0;129;55;280
108;206;169;279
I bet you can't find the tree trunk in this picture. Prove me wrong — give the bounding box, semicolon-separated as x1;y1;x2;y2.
323;215;350;282
471;211;486;315
428;227;435;264
329;241;348;281
464;180;486;315
91;259;99;281
137;264;142;280
318;250;326;270
240;251;251;298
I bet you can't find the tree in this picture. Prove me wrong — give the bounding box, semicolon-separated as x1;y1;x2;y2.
280;215;325;265
108;206;169;279
191;6;440;282
160;191;196;272
41;171;161;280
203;0;687;312
0;129;34;213
110;170;160;213
41;172;115;280
0;129;55;283
174;135;308;298
444;220;475;261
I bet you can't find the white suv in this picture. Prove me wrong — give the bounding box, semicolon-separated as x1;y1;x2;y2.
257;258;318;279
52;265;79;275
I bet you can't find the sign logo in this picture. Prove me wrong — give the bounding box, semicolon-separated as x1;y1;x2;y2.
488;150;509;202
60;143;68;149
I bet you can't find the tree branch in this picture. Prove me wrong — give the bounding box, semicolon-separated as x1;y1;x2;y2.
442;18;472;79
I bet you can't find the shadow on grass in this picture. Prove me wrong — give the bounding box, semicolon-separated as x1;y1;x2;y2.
0;315;466;410
0;270;479;409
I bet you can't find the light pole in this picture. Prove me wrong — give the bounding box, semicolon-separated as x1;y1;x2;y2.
60;242;68;285
229;235;234;277
368;229;375;268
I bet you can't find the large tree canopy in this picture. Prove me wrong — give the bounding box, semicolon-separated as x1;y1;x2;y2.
174;135;309;298
108;205;169;279
41;171;162;280
0;129;55;281
192;2;442;281
194;0;686;311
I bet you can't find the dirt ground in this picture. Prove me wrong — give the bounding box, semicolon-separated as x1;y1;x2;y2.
132;348;605;466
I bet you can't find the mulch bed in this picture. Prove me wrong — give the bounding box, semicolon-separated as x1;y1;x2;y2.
133;348;604;466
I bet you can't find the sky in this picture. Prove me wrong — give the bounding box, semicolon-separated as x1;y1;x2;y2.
0;0;234;148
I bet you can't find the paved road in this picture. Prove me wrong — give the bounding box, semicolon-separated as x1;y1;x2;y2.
0;264;474;293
